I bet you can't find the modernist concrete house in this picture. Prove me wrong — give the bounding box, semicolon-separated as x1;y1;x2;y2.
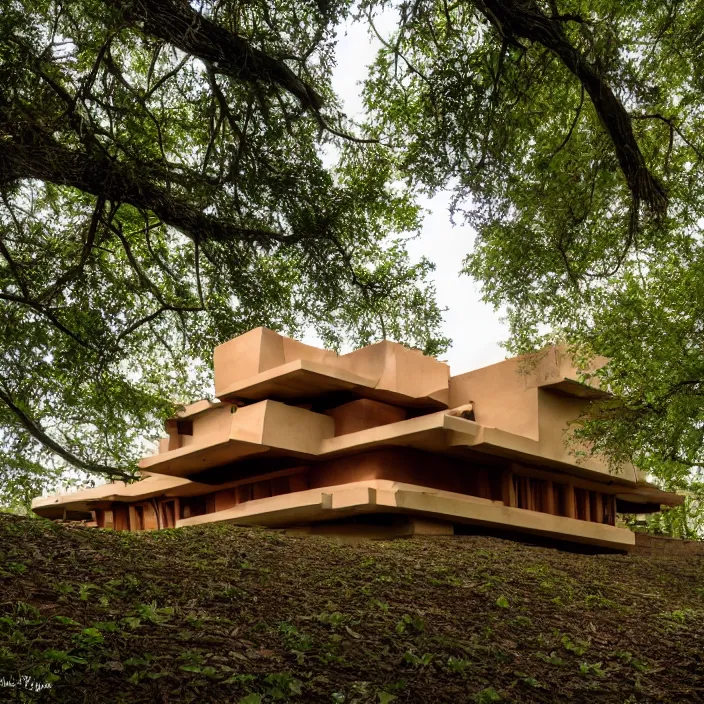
32;328;681;550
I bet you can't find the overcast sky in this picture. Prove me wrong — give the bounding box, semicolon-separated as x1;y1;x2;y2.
331;19;509;375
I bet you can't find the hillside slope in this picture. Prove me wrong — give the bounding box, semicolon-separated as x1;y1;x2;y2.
0;514;702;703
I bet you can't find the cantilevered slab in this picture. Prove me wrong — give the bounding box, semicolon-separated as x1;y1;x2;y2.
140;400;336;477
31;474;196;519
141;399;643;490
524;345;609;397
216;359;377;402
214;327;450;408
177;479;636;550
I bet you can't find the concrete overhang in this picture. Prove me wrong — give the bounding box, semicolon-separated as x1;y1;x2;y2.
214;327;450;408
31;474;198;518
176;479;636;550
141;438;269;477
217;358;449;409
614;484;684;507
140;400;640;489
538;378;611;400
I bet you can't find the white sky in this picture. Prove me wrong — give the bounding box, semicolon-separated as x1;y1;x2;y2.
331;19;509;375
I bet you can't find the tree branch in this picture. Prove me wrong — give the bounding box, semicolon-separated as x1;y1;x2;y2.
474;0;668;219
0;123;295;248
547;84;584;164
0;292;94;349
632;113;704;162
109;0;324;111
0;384;132;480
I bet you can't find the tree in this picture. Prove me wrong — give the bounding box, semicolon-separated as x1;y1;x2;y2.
363;0;704;505
5;0;704;516
0;0;449;507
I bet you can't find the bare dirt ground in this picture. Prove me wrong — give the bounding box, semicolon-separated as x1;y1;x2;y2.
0;513;702;703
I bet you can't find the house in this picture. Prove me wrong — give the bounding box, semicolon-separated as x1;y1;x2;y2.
32;328;681;549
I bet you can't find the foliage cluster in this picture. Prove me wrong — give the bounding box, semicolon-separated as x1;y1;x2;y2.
3;0;704;511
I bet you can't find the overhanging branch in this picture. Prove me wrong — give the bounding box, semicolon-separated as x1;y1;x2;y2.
474;0;668;220
109;0;324;111
0;384;133;480
0;125;295;248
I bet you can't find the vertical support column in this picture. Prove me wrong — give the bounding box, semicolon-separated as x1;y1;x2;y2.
476;469;491;500
525;478;535;511
144;502;159;530
583;491;591;522
113;504;129;531
563;484;576;519
165;419;182;451
541;480;555;515
501;469;516;507
592;492;604;523
603;494;615;525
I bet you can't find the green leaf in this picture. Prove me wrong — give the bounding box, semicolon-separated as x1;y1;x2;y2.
377;693;397;704
238;695;262;704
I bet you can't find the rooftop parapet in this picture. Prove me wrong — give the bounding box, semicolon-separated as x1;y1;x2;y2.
523;346;608;398
213;327;450;408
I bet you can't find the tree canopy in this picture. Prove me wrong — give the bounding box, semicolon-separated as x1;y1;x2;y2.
362;0;704;506
2;0;704;513
0;0;446;505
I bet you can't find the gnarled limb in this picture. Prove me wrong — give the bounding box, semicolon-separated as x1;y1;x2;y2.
0;384;133;481
0;124;291;248
474;0;668;219
107;0;324;111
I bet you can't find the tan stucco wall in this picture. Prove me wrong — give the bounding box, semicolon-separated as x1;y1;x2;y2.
179;404;234;449
449;357;540;441
214;327;338;396
258;401;335;454
324;399;407;436
334;340;449;405
536;390;638;482
524;345;607;391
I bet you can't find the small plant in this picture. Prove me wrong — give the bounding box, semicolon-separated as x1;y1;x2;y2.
136;602;174;624
4;562;27;575
561;633;589;656
579;661;606;677
447;656;471;673
395;613;425;634
54;615;81;627
53;582;74;597
512;615;532;628
264;672;303;698
585;593;619;609
238;695;262;704
536;651;568;666
377;693;397;704
317;611;347;628
79;583;99;601
514;671;541;688
370;598;389;611
475;686;502;703
403;651;434;667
